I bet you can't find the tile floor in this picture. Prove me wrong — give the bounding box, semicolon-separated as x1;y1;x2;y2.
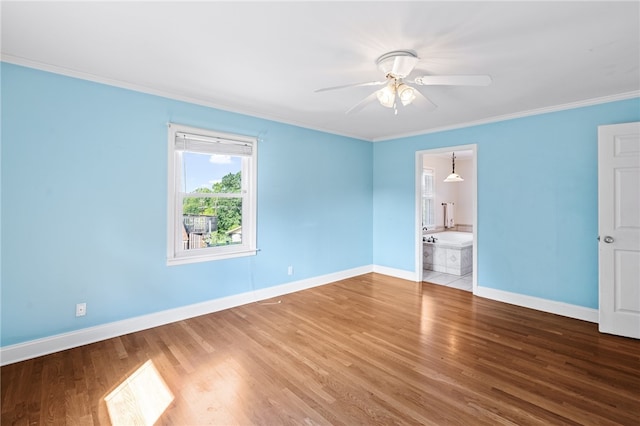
422;269;473;292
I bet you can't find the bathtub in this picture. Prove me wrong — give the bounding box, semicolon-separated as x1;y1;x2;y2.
423;231;473;276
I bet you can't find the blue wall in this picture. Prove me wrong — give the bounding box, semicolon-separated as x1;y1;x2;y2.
0;63;373;346
373;98;640;308
2;61;639;348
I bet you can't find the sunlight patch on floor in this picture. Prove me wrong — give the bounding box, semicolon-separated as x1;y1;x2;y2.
105;360;174;425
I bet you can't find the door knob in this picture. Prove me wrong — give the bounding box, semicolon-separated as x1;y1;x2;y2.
603;236;615;244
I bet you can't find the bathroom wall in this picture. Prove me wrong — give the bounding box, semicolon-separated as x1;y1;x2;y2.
455;158;473;227
422;154;473;230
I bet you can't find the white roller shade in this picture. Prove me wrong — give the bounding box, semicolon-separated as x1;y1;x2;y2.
174;131;254;156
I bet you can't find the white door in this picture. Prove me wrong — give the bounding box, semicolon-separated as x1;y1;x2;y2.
598;122;640;338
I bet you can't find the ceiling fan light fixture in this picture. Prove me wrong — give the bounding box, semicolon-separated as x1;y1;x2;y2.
376;50;419;78
315;48;492;116
397;83;416;106
376;84;396;108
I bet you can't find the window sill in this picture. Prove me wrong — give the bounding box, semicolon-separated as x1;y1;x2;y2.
167;248;257;266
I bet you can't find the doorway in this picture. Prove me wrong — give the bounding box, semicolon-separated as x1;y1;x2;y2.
415;144;477;293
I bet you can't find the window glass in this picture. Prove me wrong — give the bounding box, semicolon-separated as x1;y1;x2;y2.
422;168;435;228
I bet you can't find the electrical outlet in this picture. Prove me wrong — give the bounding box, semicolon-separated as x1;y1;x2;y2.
76;302;87;317
287;265;293;276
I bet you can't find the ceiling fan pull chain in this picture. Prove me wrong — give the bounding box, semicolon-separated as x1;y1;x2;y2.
393;82;398;115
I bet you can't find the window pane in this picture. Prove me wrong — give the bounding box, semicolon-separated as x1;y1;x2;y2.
182;197;243;249
422;198;434;228
423;169;434;196
422;168;435;227
181;151;244;250
182;151;241;193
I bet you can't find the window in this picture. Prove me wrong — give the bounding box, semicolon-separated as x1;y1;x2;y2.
422;167;435;229
167;123;257;265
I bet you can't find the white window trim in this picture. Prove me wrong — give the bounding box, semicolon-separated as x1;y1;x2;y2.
167;123;257;266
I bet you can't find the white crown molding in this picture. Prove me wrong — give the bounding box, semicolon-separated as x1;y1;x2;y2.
0;54;366;142
0;265;374;366
5;54;636;144
373;91;640;142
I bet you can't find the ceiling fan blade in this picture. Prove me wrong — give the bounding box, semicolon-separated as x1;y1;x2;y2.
413;75;492;86
345;92;379;115
413;88;438;110
315;80;388;93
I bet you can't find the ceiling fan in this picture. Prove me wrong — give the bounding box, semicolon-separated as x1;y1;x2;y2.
315;50;492;115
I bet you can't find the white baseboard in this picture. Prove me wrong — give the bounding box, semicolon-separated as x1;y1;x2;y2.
373;266;598;322
2;267;598;366
373;267;597;323
372;265;417;282
474;286;599;323
0;265;374;366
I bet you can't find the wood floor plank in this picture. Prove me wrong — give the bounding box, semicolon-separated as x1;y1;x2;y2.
2;273;639;425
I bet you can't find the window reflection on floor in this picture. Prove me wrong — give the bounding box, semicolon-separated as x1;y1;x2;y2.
105;360;174;425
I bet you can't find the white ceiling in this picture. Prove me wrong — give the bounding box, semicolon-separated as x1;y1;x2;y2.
2;1;639;141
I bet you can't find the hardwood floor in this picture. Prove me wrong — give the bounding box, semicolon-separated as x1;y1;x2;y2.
2;273;639;425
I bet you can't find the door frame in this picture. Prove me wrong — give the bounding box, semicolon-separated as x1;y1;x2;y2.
414;144;478;293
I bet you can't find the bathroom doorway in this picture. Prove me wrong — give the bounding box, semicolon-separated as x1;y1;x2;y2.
414;144;477;293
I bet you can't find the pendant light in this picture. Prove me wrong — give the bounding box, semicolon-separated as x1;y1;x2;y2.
444;152;464;182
